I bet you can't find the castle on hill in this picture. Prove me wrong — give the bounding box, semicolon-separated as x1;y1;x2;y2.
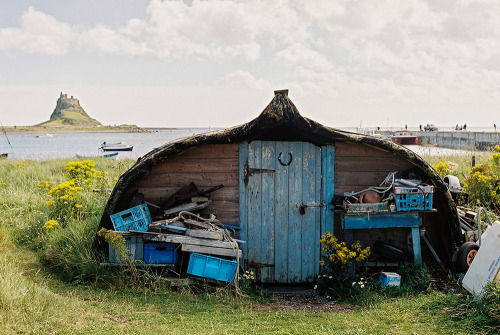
35;92;102;127
50;92;92;120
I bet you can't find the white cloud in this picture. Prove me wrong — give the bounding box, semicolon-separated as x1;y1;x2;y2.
217;70;272;90
0;7;76;55
3;1;500;128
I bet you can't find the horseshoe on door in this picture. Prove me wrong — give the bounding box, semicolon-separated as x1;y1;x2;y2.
278;152;293;166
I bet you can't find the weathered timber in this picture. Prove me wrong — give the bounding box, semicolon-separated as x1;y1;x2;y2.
164;200;212;215
186;229;224;240
183;218;216;230
191;197;209;203
132;231;236;249
181;244;242;258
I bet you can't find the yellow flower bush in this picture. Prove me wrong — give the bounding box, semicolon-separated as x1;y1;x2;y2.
43;220;59;229
464;146;500;209
319;232;370;266
316;232;372;300
46;201;55;206
65;160;108;188
433;162;450;177
37;181;55;189
48;179;83;201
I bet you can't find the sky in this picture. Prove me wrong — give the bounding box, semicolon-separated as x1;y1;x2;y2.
1;0;500;129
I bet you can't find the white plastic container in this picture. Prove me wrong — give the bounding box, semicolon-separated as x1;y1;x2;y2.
462;221;500;296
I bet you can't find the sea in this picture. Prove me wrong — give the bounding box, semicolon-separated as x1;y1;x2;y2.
0;127;482;160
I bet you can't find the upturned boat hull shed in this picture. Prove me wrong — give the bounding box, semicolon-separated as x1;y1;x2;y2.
97;90;461;283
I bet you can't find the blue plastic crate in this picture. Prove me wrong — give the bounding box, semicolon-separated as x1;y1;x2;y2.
144;243;178;264
395;193;433;211
108;233;143;263
110;204;152;232
187;253;237;283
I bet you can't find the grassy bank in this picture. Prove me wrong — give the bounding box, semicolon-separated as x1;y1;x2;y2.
0;156;498;334
2;124;147;134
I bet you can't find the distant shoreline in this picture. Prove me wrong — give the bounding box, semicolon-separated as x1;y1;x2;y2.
2;126;216;135
1;125;151;135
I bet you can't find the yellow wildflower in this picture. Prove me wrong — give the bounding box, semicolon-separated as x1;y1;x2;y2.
43;220;59;229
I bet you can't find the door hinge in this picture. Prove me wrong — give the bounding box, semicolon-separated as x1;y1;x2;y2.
244;163;275;184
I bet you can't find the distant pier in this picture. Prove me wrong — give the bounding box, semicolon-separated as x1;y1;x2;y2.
379;131;500;150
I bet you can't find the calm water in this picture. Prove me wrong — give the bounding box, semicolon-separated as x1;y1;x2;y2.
0;128;211;160
0;128;478;160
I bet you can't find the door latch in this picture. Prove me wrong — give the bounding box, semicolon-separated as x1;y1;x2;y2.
298;202;325;215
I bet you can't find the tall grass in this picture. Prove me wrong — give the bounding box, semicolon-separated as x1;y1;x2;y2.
0;158;134;282
0;156;499;334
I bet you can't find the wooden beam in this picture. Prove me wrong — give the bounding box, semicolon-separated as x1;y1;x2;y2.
132;231;237;249
181;244;242;258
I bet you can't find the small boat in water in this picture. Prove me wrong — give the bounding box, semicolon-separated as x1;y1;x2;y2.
391;130;418;145
76;152;118;159
36;134;53;138
100;141;133;151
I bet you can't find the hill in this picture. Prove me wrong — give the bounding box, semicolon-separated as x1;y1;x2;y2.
35;92;102;127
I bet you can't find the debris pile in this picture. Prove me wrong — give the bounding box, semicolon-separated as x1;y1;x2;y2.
103;182;243;285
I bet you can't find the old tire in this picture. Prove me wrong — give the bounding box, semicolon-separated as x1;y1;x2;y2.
372;241;407;261
457;241;479;274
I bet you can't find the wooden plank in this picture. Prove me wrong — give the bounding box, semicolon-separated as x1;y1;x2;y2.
335;142;394;157
321;145;335;236
274;141;289;283
153;158;239;174
288;141;302;283
335;171;401;189
171;144;239;159
164;200;212;215
247;141;263;280
135;232;237;248
343;213;421;229
260;141;276;282
139;172;239;187
301;142;320;282
186;229;224;240
239;142;249;259
335;157;411;172
191;197;209;203
130;186;238;199
181;244;242;258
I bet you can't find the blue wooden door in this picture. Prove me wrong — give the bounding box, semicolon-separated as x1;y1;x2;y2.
239;141;334;283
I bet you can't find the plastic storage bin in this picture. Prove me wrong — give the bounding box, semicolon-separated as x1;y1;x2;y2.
108;233;143;263
379;272;401;287
395;193;433;211
187;253;237;283
110;204;152;232
394;186;433;211
144;243;178;264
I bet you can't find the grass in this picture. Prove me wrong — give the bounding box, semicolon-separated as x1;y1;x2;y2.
420;151;492;183
0;156;499;334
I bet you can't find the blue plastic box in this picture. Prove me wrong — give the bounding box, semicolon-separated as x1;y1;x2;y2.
108;233;143;263
110;204;152;232
394;186;433;211
187;253;238;283
395;193;433;211
379;272;401;287
144;243;178;264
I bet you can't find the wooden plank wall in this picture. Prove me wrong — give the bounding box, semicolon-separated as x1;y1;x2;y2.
124;144;240;227
334;142;413;195
334;142;415;246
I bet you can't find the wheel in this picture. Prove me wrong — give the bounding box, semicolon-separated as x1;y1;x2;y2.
372;241;407;261
457;241;480;274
